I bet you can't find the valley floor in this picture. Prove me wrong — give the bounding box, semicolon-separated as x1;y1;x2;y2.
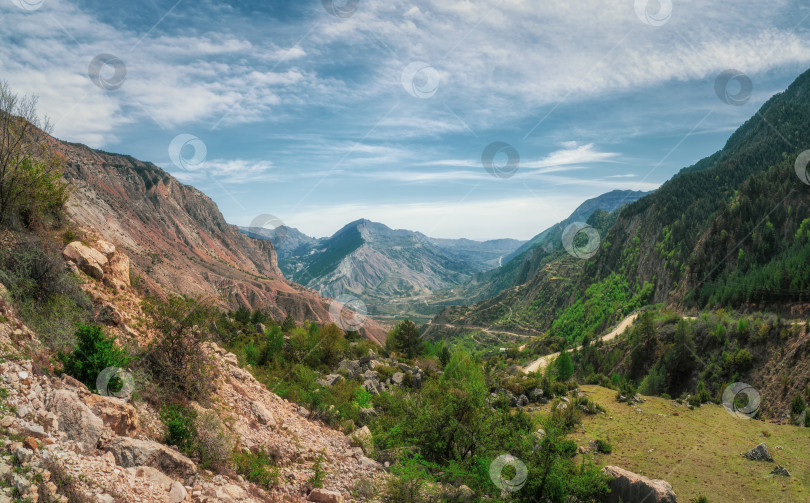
548;386;810;502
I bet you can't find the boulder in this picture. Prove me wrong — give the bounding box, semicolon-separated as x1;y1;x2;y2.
317;374;344;387
250;402;276;427
359;407;377;423
106;253;131;287
362;379;383;395
103;437;196;480
391;372;405;385
63;242;108;280
457;484;475;502
602;466;677;503
770;465;791;477
168;481;188;503
96;304;123;326
255;322;266;334
744;443;773;462
126;466;173;490
308;488;344;503
95;240;116;257
47;389;103;452
81;393;139;437
516;394;530;407
350;426;373;454
338;360;361;379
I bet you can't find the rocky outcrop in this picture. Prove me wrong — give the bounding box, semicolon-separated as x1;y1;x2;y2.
46;389;104;452
103;437;196;480
602;466;677;503
63;241;107;280
80;393;139;437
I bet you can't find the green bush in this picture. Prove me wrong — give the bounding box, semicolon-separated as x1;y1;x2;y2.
233;448;279;489
310;452;327;489
791;395;806;416
595;439;613;454
60;325;130;392
159;405;197;455
195;411;234;470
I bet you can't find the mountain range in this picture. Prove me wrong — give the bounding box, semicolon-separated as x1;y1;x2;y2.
240;219;525;322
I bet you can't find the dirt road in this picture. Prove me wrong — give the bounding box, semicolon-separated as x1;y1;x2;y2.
521;312;640;374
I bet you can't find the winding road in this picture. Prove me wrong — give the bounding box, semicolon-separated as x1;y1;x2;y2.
521;312;640;374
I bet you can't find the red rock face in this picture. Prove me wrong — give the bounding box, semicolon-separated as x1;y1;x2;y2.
57;141;387;344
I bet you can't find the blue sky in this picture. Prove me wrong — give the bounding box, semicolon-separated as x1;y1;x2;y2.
2;0;810;240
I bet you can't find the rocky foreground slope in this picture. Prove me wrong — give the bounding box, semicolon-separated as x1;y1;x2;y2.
0;286;386;503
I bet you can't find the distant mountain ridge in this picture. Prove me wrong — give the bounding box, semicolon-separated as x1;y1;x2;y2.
240;219;525;321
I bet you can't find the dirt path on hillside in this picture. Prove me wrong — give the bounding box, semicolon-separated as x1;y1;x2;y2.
522;312;640;374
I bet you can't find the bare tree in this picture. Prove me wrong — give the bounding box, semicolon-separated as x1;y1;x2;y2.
0;81;66;226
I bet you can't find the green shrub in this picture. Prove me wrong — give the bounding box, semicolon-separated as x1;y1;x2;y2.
791;395;806;416
595;439;613;454
310;452;327;489
243;342;259;367
233;448;279;489
160;405;197;455
354;387;373;408
59;325;130;392
690;497;710;503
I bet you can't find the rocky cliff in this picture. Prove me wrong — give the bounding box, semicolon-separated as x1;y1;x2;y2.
55;141;387;344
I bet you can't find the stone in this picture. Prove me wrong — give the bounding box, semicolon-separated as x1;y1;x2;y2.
391;372;405;385
95;240;116;257
22;437;38;451
103;437;197;480
96;304;123;326
107;253;130;286
516;394;530;407
168;481;188;503
81;393;139;437
14;447;33;464
358;407;377;423
20;423;46;439
457;485;475;502
362;378;383;395
255;323;266;334
250;402;276;427
350;426;373;454
15;405;30;419
770;465;791;477
602;466;677;503
12;473;31;495
126;466;173;490
317;374;344;387
0;416;13;428
743;443;773;462
338;359;361;379
97;494;115;503
63;242;108;280
47;389;103;453
360;456;382;471
308;488;344;503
